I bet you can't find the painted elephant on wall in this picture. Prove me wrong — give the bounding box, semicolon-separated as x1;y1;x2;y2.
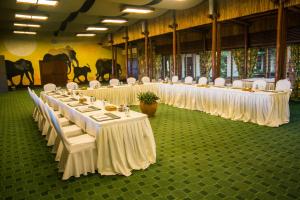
73;64;91;83
42;45;78;74
5;59;34;86
95;59;122;81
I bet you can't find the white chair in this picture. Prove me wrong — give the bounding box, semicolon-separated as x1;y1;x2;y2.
66;82;79;90
171;76;179;83
184;76;193;84
276;79;291;91
127;77;136;84
252;80;267;90
45;103;97;180
44;83;56;92
89;80;101;89
232;80;243;88
28;87;39;121
198;77;208;85
141;76;150;83
109;78;119;86
214;77;226;87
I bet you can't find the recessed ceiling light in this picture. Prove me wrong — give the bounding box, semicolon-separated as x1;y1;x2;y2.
121;6;154;14
86;27;108;31
76;33;96;37
14;23;41;28
16;0;58;6
13;30;37;35
15;13;48;20
101;19;128;24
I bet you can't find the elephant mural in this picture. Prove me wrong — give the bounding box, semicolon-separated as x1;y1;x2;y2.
5;59;34;86
73;64;91;83
42;45;78;74
95;59;122;81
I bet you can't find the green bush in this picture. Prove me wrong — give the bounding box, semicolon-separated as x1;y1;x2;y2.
137;91;159;104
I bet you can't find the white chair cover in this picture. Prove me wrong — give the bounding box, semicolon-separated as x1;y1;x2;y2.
276;79;291;91
44;83;56;92
232;80;243;88
109;78;119;86
141;76;150;83
127;77;136;84
214;77;226;86
66;82;79;90
28;87;39;120
89;80;101;89
171;76;179;83
198;77;208;85
45;103;97;180
184;76;193;84
252;80;267;90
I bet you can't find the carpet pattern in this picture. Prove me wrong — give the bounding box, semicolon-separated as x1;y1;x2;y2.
0;89;300;200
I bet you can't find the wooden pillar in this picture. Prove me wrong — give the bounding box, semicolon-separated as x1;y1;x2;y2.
123;27;129;79
177;31;181;79
142;20;149;78
211;16;218;81
216;23;221;77
109;33;115;78
114;47;118;78
244;25;249;78
149;39;151;79
275;0;287;82
168;10;178;78
129;43;133;77
172;26;177;76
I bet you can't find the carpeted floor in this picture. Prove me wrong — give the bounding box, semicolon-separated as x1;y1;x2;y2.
0;89;300;200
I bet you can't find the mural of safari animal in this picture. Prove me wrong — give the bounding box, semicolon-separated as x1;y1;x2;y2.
95;59;122;81
73;65;91;83
5;59;34;86
42;45;79;74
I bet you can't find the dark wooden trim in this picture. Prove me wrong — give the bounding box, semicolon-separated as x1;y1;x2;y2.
211;16;218;81
275;1;287;82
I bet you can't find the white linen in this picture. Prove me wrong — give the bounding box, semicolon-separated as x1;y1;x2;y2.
109;79;119;86
158;84;290;127
76;83;290;127
66;82;79;90
42;93;156;176
214;77;225;86
79;84;159;106
276;79;291;91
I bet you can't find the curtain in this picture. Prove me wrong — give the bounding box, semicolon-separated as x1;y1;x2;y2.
247;48;259;78
290;44;300;98
199;51;212;81
232;48;245;79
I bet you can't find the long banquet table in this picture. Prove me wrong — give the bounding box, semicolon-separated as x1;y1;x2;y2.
78;83;290;127
41;92;156;176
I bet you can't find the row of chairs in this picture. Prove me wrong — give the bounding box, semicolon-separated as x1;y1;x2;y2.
27;88;97;180
44;76;291;92
175;76;291;91
43;77;151;92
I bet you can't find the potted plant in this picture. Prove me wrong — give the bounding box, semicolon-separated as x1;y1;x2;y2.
137;91;159;117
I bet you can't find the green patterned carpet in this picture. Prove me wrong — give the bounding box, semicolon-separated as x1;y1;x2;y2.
0;89;300;200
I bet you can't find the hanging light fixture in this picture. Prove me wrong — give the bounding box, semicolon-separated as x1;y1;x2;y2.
15;13;48;20
76;33;96;37
86;27;108;31
14;23;41;28
13;30;37;35
101;19;128;24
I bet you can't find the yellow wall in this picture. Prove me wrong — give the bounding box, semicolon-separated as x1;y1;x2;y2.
0;35;125;86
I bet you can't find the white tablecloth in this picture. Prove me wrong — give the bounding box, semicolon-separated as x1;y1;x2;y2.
158;84;290;127
75;83;290;127
78;83;159;106
42;93;156;176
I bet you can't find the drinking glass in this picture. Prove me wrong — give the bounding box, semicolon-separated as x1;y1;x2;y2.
125;106;130;117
